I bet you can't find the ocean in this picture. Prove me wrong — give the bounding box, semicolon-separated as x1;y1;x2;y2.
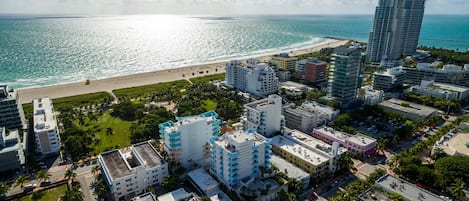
0;14;468;89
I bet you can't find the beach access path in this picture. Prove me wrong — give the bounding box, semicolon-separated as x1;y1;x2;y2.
18;39;348;104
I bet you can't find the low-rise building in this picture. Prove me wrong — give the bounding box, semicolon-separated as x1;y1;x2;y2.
33;97;61;155
271;155;310;189
374;174;447;201
270;130;346;178
403;63;469;87
271;53;298;72
159;111;221;169
98;141;168;201
0;85;26;129
294;58;328;83
433;128;469;157
0;128;25;173
379;98;438;121
372;67;406;91
131;192;157;201
187;168;231;201
409;80;469;101
157;188;197;201
283;101;338;133
358;86;384;105
312;126;376;155
244;94;285;137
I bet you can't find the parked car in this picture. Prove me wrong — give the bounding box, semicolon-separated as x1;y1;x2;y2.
40;180;52;187
24;183;37;191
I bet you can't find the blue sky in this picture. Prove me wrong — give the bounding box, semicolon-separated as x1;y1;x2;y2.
0;0;467;15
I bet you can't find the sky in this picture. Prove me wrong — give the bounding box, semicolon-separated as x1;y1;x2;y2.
0;0;467;15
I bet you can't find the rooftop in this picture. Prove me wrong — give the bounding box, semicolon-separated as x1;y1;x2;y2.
33;97;57;131
436;132;469;156
300;101;338;115
131;192;157;201
214;130;267;152
157;188;194;201
187;168;219;193
359;188;392;201
348;134;377;147
132;142;164;168
314;126;377;146
375;174;446;201
285;130;347;155
244;94;282;110
373;66;405;76
379;98;438;118
100;150;133;180
270;135;329;166
271;155;309;181
432;82;469;93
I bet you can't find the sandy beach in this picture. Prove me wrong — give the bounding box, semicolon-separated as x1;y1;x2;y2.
18;39;349;104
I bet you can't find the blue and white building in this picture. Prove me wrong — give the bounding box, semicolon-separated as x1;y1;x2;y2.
159;111;221;169
209;129;272;188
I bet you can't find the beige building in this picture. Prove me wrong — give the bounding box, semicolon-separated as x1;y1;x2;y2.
271;53;298;72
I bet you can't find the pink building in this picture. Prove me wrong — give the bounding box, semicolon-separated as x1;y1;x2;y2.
311;126;376;155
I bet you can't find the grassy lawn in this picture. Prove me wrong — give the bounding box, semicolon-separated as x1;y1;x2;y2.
22;92;111;119
113;80;190;99
77;111;132;154
202;99;217;111
189;73;225;84
14;184;67;201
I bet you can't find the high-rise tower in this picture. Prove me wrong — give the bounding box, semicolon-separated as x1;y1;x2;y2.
367;0;425;63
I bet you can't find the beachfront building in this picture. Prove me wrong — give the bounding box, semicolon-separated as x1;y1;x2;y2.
243;94;285;137
327;45;362;105
98;141;168;201
33;97;61;155
159;111;221;169
358;86;385;106
0;128;25;173
403;63;469;87
0;85;26;130
294;58;328;83
372;67;406;91
312;126;377;155
209;129;272;188
225;59;279;97
367;0;425;63
283;101;339;133
379;98;438;121
271;53;298;72
408;80;469;101
270;130;347;179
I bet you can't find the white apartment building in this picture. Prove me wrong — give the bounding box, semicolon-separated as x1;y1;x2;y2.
99;141;168;201
210;129;272;188
0;85;25;129
409;80;469;101
0;128;25;173
225;59;279;97
33;97;61;155
158;111;221;169
283;101;339;133
270;130;346;179
244;94;285;137
359;86;385;106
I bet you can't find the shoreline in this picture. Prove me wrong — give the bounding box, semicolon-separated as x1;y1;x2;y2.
18;39;349;104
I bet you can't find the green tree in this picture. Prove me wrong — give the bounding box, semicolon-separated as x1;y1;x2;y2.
201;196;211;201
62;185;84;201
14;175;28;191
162;175;179;191
450;179;466;200
106;127;114;143
338;152;354;170
64;169;77;190
0;181;9;196
434;156;469;186
37;169;52;183
91;166;100;177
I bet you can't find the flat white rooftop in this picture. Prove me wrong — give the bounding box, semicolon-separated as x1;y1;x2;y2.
33;97;57;131
375;174;446;201
187;168;218;193
285;130;347;155
379;98;438;118
157;188;193;201
271;135;329;166
271;155;309;181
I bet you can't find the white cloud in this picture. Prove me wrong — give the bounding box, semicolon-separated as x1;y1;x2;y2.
0;0;467;15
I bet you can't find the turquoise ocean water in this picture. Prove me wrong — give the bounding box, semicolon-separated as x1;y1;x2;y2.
0;15;468;89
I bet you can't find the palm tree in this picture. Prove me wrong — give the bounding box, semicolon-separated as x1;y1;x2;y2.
451;179;466;200
129;122;138;134
91;166;100;177
64;169;77;190
0;181;9;196
62;186;84;201
14;175;28;191
37;169;52;183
